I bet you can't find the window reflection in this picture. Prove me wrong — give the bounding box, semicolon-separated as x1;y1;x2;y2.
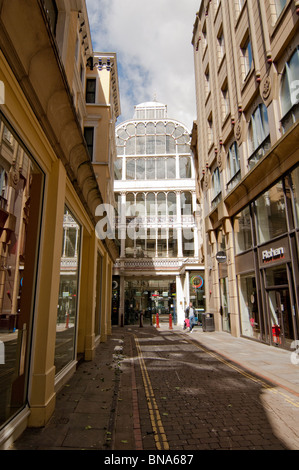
234;205;252;254
55;207;81;374
255;181;287;243
0;117;44;427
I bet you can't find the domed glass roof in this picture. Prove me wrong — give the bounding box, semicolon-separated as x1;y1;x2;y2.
134;101;167;120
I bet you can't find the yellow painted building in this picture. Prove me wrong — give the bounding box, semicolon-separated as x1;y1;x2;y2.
0;0;120;448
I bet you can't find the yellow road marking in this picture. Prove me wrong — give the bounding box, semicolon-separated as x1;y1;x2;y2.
134;335;169;450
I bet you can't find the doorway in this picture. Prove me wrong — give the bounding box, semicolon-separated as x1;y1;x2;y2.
267;288;294;349
264;264;295;349
124;278;176;325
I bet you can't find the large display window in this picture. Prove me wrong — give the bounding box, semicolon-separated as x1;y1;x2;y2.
234;205;252;254
0;116;44;428
238;273;260;340
189;272;205;320
255;181;288;244
55;206;81;375
233;166;299;348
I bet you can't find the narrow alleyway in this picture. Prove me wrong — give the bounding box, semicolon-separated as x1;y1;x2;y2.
10;325;299;452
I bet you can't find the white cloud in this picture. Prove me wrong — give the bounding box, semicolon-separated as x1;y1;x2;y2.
86;0;199;131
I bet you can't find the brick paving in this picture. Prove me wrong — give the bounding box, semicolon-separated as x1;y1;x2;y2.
8;325;299;451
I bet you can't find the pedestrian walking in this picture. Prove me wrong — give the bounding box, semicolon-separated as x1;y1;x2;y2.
185;302;195;333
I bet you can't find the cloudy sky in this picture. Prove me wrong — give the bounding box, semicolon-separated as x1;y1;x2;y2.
86;0;200;131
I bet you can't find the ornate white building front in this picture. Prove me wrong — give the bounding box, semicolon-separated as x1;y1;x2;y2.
113;101;205;326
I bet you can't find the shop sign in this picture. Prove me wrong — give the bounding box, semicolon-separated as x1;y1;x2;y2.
216;251;227;263
262;247;284;262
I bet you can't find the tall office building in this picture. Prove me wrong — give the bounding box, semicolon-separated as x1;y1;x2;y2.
191;0;299;349
113;101;205;327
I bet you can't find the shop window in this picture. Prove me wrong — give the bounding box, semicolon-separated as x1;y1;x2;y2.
255;181;288;244
248;103;270;169
238;274;260;339
94;253;103;336
220;277;230;333
189;272;205;318
234;205;252;254
280;47;299;133
55;207;81;375
0;116;44;428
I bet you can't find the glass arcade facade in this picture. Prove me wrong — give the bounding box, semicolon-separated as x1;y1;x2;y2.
113;102;204;326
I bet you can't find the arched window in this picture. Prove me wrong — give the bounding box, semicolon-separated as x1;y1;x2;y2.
280;47;299;133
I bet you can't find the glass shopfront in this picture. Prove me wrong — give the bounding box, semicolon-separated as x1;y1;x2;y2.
55;206;81;374
263;265;295;349
124;277;176;325
189;271;205;322
0;115;44;428
234;165;299;349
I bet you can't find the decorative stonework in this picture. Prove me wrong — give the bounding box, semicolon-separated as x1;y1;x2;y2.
262;76;271;101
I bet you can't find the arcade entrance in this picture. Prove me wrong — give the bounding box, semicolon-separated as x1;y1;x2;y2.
124;277;176;325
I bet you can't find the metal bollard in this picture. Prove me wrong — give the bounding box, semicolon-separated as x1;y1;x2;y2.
156;312;160;328
139;312;143;328
169;313;173;330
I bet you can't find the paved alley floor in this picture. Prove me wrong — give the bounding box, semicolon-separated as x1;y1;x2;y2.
8;325;299;452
